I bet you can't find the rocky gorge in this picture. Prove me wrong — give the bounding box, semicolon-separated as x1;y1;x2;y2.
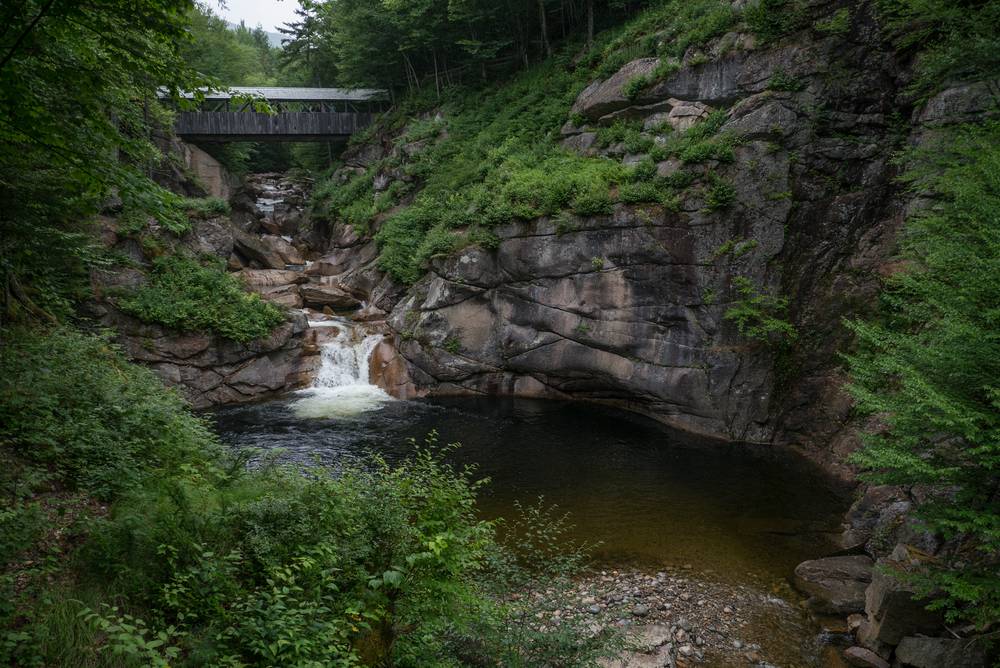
85;2;997;666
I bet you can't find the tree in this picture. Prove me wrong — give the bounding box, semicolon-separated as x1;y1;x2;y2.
0;0;208;322
845;121;1000;628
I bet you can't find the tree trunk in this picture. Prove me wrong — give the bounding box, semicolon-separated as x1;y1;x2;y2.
537;0;551;57
586;0;594;47
433;50;441;99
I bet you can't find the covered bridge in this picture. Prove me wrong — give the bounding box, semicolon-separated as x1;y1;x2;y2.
169;87;389;141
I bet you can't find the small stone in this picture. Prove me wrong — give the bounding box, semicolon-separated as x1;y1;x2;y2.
732;639;743;649
633;603;650;617
678;617;692;631
582;596;596;606
588;605;601;614
680;593;692;602
723;606;734;614
678;644;694;657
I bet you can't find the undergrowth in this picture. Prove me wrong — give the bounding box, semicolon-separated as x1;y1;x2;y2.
116;253;284;343
0;328;620;667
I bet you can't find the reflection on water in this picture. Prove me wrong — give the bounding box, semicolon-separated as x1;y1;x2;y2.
209;395;850;581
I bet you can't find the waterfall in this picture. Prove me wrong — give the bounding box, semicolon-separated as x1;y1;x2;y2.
292;317;392;418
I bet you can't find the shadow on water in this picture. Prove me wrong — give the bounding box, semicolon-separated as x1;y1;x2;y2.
208;394;852;583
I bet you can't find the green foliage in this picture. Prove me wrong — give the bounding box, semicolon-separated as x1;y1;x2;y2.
596;119;645;149
181;4;280;85
117;254;284;343
814;7;851;35
648;110;740;165
0;0;210;322
0;321;616;665
845;122;1000;628
588;0;736;77
0;327;219;501
768;69;805;92
743;0;809;43
724;276;797;343
622;59;680;100
179;197;230;219
312;1;751;284
876;0;1000;99
79;606;186;667
443;337;462;354
704;176;737;211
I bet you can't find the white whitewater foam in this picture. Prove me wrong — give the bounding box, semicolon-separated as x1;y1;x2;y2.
292;317;391;418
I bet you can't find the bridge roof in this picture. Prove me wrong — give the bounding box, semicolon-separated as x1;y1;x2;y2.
171;87;387;102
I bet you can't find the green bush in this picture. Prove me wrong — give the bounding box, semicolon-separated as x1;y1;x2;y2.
768;69;805;92
0;327;219;502
814;7;850;35
743;0;809;43
845;122;1000;628
704;176;737;210
1;325;618;665
724;276;797;343
876;0;1000;99
117;253;284;343
179;197;230;219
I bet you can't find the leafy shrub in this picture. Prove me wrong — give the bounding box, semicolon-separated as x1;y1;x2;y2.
814;7;851;35
704;176;737;211
744;0;809;43
0;327;219;500
723;276;797;343
117;253;284;343
768;69;805;92
845;122;1000;628
180;197;230;219
875;0;1000;99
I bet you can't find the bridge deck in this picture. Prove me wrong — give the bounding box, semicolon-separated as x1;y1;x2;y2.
175;111;375;142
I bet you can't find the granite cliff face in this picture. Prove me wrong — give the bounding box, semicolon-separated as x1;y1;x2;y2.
99;1;995;459
301;1;993;466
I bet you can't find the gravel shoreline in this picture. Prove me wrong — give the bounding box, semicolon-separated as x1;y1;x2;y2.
533;565;842;667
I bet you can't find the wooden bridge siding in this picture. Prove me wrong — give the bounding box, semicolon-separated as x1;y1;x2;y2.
175;111;375;138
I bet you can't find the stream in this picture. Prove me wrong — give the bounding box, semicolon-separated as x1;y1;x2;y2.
208;316;853;666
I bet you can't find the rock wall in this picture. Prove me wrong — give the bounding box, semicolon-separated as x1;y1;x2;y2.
309;1;993;470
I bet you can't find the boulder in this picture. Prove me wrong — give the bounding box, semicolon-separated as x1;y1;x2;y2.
257;284;303;309
260;235;305;265
562;132;598;155
300;280;362;310
185;217;234;258
571;58;661;121
667;100;712;131
860;547;944;648
233;228;285;269
793;555;873;614
843;646;889;668
894;636;987;668
239;269;306;288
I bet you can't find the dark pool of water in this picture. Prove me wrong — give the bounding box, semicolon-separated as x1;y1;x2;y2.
209;395;850;583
